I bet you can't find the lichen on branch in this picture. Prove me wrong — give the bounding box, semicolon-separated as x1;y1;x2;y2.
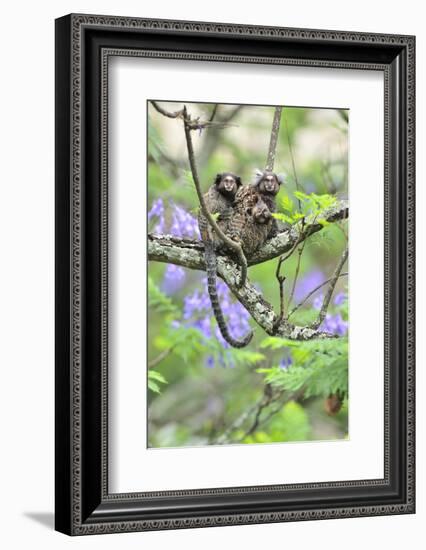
148;200;348;341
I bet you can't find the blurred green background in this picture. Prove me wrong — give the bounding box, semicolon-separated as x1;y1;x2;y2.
147;101;349;448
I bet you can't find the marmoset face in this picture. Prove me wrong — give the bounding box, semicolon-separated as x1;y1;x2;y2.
254;170;283;195
215;172;242;196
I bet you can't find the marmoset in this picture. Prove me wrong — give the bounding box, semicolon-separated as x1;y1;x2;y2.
227;184;273;256
198;172;241;243
199;173;253;348
252;170;284;237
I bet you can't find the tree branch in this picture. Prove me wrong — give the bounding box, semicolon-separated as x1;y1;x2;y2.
310;246;349;330
182;105;248;287
150;100;237;131
148;200;347;268
273;231;304;329
288;272;348;318
148;201;348;341
266;107;282;171
150;100;183;119
198;105;244;169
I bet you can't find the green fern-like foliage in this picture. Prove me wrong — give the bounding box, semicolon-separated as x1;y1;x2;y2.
148;369;168;394
148;276;179;318
258;337;348;400
273;190;337;227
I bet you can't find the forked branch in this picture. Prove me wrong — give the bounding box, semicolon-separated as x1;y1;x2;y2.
310;246;349;330
182;105;248;287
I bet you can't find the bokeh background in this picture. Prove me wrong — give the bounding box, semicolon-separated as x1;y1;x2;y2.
147;101;349;448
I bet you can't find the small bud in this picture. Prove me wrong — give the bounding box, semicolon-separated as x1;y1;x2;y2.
324;393;343;415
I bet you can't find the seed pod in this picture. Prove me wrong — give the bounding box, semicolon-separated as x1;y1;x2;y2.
325;393;343;415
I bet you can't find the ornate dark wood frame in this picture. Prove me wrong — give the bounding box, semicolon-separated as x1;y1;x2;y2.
55;13;415;536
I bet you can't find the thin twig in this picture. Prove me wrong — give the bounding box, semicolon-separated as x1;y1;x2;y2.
209;104;219;122
148;347;173;369
273;229;305;330
275;262;286;325
310;246;349;330
284;110;303;214
150;100;183;119
288;272;348;318
286;237;308;310
197;105;244;169
182;106;248;287
240;384;274;439
151;100;237;132
338;109;349;124
266;107;282;171
213;403;259;445
220;105;244;124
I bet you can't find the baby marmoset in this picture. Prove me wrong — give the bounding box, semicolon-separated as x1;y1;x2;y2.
251;170;284;237
227;184;273;256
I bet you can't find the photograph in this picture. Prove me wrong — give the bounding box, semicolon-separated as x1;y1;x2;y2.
147;100;349;449
53;13;414;536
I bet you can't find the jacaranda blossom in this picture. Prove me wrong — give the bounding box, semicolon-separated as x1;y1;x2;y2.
294;270;325;302
148;198;166;234
322;313;348;336
334;291;347;306
149;201;202;293
279;355;293;370
162;263;186;295
178;276;251;363
170;204;200;239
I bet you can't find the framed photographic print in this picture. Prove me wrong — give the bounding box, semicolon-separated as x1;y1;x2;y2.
55;14;415;535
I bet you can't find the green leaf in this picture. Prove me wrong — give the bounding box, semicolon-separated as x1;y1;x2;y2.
260;336;290;350
148;370;167;384
293;190;311;202
258;338;348;400
280;194;295;214
230;350;265;366
148;379;161;394
148;277;179;317
272;212;295;224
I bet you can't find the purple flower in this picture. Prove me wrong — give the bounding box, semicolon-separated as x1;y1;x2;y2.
148;198;165;233
183;290;210;319
193;316;212;339
154;216;166;234
322;313;348;336
313;293;324;310
334;291;347;306
148;200;200;238
294;270;325;302
178;276;251;359
279;355;293;370
148;198;164;221
170;204;200;238
205;355;215;368
162;264;186;295
219;353;235;369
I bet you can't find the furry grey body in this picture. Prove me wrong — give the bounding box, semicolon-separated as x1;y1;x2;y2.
227;185;273;256
251;170;284;238
199;173;253;348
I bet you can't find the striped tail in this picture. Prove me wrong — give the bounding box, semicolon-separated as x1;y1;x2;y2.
204;240;253;348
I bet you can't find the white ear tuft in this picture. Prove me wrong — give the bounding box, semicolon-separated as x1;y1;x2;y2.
276;173;286;184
